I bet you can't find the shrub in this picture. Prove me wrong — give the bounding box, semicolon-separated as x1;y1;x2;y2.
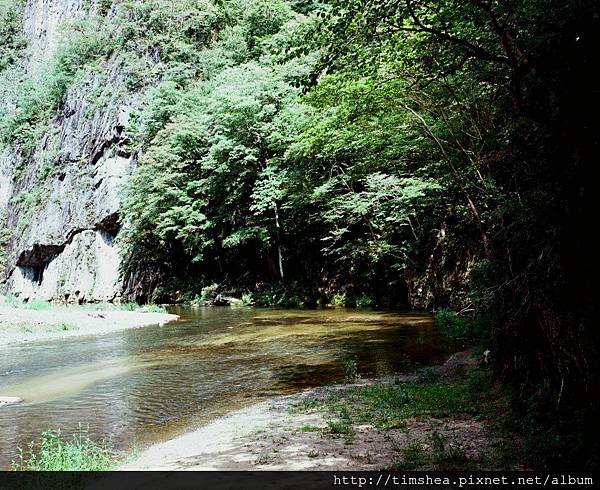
435;308;473;341
137;304;166;313
120;301;165;313
241;292;254;306
252;282;315;308
12;427;113;471
17;322;33;333
343;356;361;382
394;432;473;470
355;293;375;308
329;292;346;306
3;297;52;310
325;419;353;435
121;301;138;311
200;283;220;302
53;322;78;332
0;0;26;71
0;17;116;154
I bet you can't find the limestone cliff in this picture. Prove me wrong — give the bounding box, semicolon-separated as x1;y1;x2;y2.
0;0;134;302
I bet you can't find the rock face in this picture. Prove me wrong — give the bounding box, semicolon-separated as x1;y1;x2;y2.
0;0;135;303
22;0;90;76
10;229;121;303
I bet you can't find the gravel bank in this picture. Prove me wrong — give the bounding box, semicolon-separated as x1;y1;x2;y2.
0;303;178;346
123;351;489;471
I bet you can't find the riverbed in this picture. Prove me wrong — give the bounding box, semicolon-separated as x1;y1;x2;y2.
0;307;450;469
0;301;177;346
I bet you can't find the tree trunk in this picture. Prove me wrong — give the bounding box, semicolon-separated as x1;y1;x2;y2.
274;204;284;281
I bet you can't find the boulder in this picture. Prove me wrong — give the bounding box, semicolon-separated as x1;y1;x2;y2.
0;396;23;407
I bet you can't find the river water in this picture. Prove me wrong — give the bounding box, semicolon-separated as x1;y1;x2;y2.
0;307;450;468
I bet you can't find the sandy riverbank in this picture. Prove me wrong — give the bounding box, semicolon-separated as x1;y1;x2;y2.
0;302;179;346
123;351;493;471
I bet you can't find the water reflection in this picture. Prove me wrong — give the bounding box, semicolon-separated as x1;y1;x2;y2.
0;307;449;468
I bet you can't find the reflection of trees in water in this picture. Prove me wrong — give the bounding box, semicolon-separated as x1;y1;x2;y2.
0;309;445;469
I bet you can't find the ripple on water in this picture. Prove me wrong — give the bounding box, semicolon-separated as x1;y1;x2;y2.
0;307;450;468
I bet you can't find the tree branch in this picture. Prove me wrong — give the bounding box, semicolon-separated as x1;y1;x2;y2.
403;0;510;65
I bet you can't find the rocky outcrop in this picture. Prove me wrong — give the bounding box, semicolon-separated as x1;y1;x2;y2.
0;152;15;212
22;0;90;76
10;229;121;303
0;0;136;303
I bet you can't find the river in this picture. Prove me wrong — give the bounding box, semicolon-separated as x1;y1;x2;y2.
0;307;450;469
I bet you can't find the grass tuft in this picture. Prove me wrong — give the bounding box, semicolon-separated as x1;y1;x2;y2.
393;432;475;470
53;322;78;332
12;426;113;471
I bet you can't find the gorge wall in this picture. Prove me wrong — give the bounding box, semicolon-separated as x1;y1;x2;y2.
0;0;135;302
0;0;478;308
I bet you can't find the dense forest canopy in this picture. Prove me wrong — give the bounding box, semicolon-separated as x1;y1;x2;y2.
0;0;597;468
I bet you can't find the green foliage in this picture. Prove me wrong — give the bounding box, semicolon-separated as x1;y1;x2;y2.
12;427;113;471
301;379;480;432
136;304;167;313
113;0;450;305
97;0;113;17
121;58;299;275
354;293;375;308
298;424;321;433
394;432;473;471
120;301;165;313
396;441;428;470
11;188;44;209
518;409;595;471
315;5;598;455
251;282;315;307
234;0;294;56
325;418;353;436
343;356;360;382
0;17;116;154
0;0;591;473
16;321;33;333
53;322;78;332
329;292;346;306
3;297;52;311
115;0;225;85
0;0;25;71
435;308;473;341
200;283;219;302
120;301;140;311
